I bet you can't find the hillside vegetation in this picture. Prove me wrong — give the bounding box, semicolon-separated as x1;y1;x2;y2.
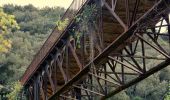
0;4;169;100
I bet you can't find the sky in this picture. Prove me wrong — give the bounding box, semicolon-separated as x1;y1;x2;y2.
0;0;73;8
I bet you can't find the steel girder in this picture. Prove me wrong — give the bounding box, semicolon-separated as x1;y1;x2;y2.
22;0;170;100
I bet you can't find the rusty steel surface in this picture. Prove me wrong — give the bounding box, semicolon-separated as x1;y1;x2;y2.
49;0;170;99
20;0;170;99
21;0;89;85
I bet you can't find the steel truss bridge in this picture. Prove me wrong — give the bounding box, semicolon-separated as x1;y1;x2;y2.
21;0;170;100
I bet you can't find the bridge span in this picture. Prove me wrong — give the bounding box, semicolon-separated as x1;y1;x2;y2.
21;0;170;99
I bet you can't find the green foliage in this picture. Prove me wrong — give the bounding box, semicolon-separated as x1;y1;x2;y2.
0;5;65;85
126;72;168;100
0;31;49;83
108;91;130;100
0;3;169;100
56;18;69;31
0;8;19;34
0;84;3;90
7;81;22;100
73;4;98;48
160;67;170;81
0;8;19;53
75;4;98;26
164;94;170;100
74;31;82;48
133;96;143;100
164;82;170;100
3;4;65;35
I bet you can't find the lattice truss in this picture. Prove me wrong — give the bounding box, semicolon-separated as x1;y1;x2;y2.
22;0;170;100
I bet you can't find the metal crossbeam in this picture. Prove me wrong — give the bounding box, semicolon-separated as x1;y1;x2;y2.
21;0;170;100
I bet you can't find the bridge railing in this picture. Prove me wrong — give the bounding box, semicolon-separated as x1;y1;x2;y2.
21;0;88;85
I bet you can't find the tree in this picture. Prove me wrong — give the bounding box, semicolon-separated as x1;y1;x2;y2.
7;81;22;100
0;5;65;84
108;91;130;100
0;8;19;53
164;81;170;100
3;5;65;35
0;5;65;99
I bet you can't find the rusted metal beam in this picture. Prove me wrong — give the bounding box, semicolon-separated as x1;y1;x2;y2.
136;33;170;58
108;56;143;74
102;0;127;30
22;0;170;99
88;72;120;86
45;65;55;94
101;58;170;99
68;42;83;70
21;0;89;86
49;1;170;99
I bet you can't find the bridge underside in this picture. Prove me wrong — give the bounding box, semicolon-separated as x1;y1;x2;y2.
21;0;170;100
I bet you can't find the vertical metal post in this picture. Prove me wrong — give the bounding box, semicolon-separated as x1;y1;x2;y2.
104;64;107;95
44;70;48;100
75;86;81;100
125;0;130;27
121;52;125;84
33;76;40;100
141;39;146;72
66;40;69;81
